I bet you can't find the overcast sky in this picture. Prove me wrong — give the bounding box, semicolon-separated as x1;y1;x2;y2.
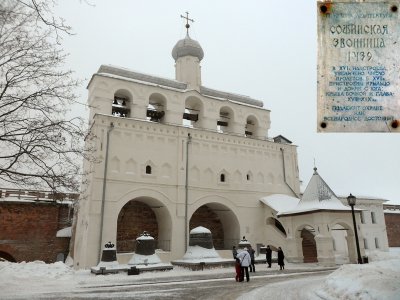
55;0;400;204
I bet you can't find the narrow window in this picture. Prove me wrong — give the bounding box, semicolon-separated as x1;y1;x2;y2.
246;174;250;181
332;238;336;251
363;238;368;250
145;165;152;174
374;237;379;249
371;211;376;224
360;212;365;224
220;174;225;182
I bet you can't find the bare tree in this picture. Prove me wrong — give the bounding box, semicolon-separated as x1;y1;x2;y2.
0;1;90;192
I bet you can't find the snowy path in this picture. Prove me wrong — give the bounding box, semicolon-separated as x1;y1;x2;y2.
238;274;325;300
60;270;331;299
2;249;400;299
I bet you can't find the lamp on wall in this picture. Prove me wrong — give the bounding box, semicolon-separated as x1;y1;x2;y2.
347;193;363;264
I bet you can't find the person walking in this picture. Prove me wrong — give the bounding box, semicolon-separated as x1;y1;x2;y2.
266;245;272;268
236;247;251;282
248;246;256;272
277;246;285;270
232;246;238;259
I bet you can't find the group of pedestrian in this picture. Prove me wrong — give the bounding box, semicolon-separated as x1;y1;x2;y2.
232;245;285;282
233;246;252;282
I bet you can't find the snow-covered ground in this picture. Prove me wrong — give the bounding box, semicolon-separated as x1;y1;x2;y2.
239;248;400;300
0;248;399;299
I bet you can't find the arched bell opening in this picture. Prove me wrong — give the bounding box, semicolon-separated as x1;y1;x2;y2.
189;203;240;250
112;89;132;117
116;197;172;253
183;96;203;128
217;106;234;133
147;93;166;122
245;115;259;137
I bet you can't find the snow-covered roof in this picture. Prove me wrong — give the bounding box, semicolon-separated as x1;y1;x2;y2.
302;167;337;202
261;168;355;216
92;65;264;108
56;227;72;238
260;194;299;213
278;168;351;216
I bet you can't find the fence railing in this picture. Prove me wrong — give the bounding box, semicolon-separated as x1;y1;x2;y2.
0;188;79;203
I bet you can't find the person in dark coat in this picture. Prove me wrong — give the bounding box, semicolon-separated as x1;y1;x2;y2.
266;245;272;268
277;246;285;270
248;246;256;272
232;246;238;259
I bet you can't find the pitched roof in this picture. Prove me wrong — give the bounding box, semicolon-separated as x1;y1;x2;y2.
275;168;351;216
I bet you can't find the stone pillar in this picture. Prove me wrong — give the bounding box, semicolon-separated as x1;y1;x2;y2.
230;121;246;136
315;235;335;266
163;110;182;125
285;237;303;263
131;102;147;119
196;116;217;131
346;234;357;263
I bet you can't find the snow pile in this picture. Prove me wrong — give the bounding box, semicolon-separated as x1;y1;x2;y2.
0;260;76;299
314;249;400;300
181;245;221;261
0;260;73;279
239;249;400;300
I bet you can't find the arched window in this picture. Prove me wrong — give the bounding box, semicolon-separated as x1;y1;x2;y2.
145;165;152;174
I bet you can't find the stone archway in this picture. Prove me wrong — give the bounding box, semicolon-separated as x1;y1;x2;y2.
189;202;240;250
116;197;172;253
330;221;355;264
301;227;318;263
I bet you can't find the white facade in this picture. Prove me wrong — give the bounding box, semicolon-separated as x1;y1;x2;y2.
73;33;300;269
73;30;389;269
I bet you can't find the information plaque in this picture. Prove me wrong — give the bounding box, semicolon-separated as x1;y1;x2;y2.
317;1;399;132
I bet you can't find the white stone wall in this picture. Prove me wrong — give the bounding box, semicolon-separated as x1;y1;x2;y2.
73;73;300;268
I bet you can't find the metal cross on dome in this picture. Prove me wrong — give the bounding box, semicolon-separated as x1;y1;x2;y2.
181;11;194;34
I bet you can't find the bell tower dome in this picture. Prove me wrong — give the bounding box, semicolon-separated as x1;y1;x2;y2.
172;13;203;91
